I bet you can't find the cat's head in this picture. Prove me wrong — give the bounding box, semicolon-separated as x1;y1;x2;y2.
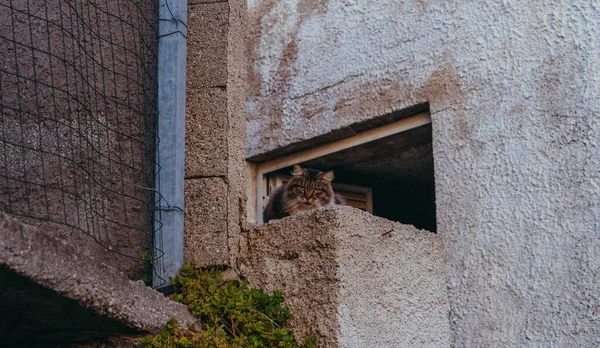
282;164;335;215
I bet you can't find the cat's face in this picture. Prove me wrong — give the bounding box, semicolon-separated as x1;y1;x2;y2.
283;164;335;215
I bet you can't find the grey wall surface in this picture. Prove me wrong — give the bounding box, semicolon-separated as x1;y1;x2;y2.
247;0;600;346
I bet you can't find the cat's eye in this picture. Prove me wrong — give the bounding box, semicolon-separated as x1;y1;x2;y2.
314;189;322;193
294;186;304;193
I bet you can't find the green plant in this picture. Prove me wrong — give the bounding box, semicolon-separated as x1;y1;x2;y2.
139;249;153;286
140;264;317;348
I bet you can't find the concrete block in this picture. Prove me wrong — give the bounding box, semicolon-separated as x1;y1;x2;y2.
185;88;228;178
0;213;196;344
187;3;228;89
224;0;248;265
239;206;450;348
184;178;229;266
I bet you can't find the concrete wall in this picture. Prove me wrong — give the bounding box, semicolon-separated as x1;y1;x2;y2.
0;212;195;345
240;206;450;347
0;0;158;278
185;0;247;267
247;0;600;346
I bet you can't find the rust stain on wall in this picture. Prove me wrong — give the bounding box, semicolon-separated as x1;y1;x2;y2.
417;64;463;106
270;38;299;129
333;97;357;112
297;0;329;17
247;0;279;98
418;64;469;140
332;78;413;124
509;104;525;115
248;0;331;135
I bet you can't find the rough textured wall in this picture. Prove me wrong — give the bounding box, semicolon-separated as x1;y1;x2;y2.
185;0;247;267
247;0;600;346
0;0;158;278
240;206;450;347
0;212;195;344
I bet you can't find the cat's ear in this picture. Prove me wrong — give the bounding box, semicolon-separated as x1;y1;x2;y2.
291;164;306;177
319;170;334;182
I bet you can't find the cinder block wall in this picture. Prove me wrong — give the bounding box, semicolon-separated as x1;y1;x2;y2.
184;0;247;267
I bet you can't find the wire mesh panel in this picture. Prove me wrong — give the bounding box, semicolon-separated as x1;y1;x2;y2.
0;0;160;279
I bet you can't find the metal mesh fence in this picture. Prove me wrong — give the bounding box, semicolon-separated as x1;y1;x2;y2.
0;0;161;280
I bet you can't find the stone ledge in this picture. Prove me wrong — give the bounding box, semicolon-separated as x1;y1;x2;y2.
239;206;450;348
0;213;196;345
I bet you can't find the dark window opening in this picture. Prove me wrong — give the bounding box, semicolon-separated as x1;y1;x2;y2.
263;122;436;232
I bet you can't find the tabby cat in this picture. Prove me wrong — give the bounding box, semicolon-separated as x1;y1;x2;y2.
263;164;346;223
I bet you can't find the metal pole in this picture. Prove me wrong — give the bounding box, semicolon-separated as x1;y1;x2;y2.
153;0;187;288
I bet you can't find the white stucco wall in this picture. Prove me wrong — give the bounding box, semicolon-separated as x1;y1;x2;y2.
247;0;600;346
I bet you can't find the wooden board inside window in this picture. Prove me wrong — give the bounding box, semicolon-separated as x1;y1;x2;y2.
263;173;373;214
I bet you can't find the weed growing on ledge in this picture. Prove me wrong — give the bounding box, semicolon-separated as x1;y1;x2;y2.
139;249;153;286
139;264;317;348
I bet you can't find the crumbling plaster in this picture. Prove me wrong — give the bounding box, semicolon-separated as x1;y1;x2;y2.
247;0;600;346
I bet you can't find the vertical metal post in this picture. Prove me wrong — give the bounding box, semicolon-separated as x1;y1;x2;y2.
153;0;187;288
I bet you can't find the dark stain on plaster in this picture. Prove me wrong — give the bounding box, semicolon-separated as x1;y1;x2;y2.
305;106;327;120
248;1;472;155
331;76;413;125
297;0;329;17
419;64;468;140
267;37;298;130
509;104;525;115
333;97;356;112
415;0;427;12
278;37;300;93
247;103;429;163
247;0;331;139
246;0;280;98
537;52;589;152
418;65;463;108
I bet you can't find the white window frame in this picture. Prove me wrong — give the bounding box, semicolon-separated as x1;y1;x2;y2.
247;112;431;224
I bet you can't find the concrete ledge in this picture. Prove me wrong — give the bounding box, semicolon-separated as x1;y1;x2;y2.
0;213;196;344
239;206;450;348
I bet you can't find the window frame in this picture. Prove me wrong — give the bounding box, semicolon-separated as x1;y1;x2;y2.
247;112;432;224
